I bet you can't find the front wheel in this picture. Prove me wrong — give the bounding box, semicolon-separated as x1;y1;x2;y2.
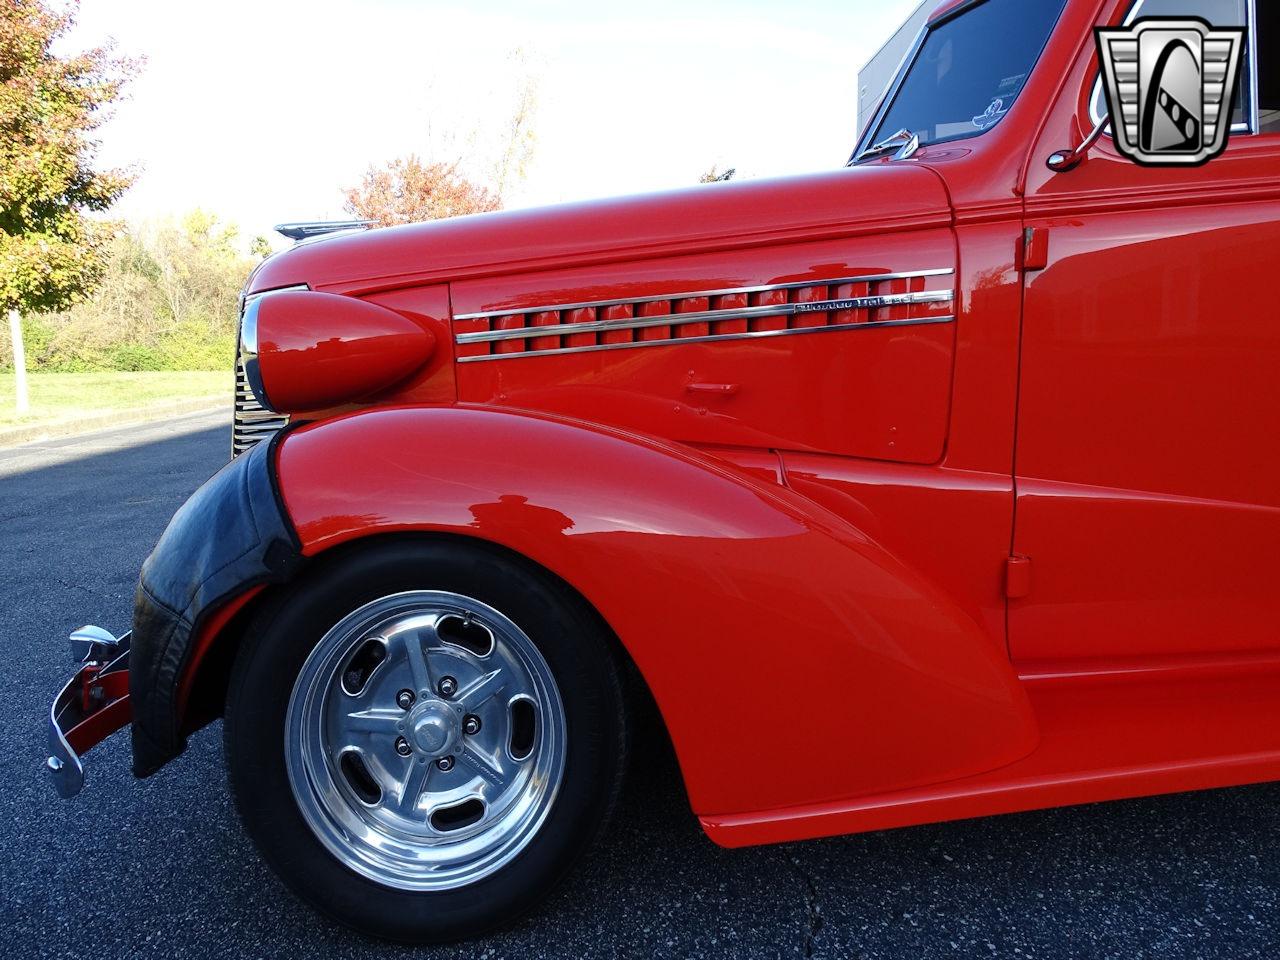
224;538;628;942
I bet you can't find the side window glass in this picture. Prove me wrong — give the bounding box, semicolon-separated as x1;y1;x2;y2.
1089;0;1248;131
1259;4;1279;133
864;0;1069;149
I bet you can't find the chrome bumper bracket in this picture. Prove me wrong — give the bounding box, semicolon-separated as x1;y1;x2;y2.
47;628;132;799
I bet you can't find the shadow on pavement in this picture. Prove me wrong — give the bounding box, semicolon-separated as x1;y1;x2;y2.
3;421;1279;959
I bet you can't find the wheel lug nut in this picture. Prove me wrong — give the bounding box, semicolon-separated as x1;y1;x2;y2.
394;737;412;756
436;756;455;771
463;715;481;735
437;676;458;697
396;689;415;710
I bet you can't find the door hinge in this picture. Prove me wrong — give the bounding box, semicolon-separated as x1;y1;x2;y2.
1005;556;1032;599
1018;227;1049;272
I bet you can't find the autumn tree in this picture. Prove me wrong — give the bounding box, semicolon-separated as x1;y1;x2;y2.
344;156;501;227
1;0;137;410
490;48;538;200
345;51;539;228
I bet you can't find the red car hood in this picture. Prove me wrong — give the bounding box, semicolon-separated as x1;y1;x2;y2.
249;164;951;296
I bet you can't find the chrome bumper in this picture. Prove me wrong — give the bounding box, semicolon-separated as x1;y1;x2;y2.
47;627;132;799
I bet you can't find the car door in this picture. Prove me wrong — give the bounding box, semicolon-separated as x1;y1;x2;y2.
1009;0;1280;665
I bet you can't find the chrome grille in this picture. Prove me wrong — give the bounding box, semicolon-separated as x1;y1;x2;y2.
232;354;287;456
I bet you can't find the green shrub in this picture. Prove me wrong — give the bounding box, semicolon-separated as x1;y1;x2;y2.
155;325;235;370
105;344;166;371
11;212;255;373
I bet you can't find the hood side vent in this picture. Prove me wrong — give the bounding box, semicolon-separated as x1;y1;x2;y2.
453;269;955;363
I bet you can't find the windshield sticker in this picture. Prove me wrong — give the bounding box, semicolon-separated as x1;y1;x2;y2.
972;98;1009;129
995;73;1026;97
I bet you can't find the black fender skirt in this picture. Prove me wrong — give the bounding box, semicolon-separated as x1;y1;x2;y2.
130;432;302;778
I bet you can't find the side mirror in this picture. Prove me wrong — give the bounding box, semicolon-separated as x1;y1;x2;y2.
1047;116;1111;172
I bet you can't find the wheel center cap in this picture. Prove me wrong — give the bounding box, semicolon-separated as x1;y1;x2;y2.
408;701;460;757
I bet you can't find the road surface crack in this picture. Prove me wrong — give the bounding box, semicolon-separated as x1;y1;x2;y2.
50;574;118;604
781;849;824;957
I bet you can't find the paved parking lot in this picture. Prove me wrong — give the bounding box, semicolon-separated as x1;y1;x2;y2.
3;414;1279;959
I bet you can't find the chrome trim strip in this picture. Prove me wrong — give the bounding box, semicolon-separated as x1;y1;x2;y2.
240;295;260;362
458;289;954;345
462;304;795;343
240;282;309;310
454;268;954;321
457;315;955;363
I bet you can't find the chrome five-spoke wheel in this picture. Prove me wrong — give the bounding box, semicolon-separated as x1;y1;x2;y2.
285;591;567;891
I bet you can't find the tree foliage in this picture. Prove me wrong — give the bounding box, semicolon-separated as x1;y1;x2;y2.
344;155;501;228
0;211;257;371
0;0;138;314
345;51;539;228
490;48;538;200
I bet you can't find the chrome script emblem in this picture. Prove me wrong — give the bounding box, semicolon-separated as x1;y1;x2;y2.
792;292;932;313
1095;17;1245;166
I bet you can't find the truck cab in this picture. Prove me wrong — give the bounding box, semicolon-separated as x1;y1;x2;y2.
49;0;1280;943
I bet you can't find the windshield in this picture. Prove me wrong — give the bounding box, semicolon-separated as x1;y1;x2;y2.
864;0;1070;152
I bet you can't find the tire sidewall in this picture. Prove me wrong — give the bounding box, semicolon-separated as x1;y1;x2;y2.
225;537;624;943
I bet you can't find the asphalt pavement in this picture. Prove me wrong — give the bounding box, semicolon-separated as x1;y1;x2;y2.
3;413;1279;959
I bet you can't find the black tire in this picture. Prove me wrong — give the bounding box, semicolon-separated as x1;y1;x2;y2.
224;536;628;943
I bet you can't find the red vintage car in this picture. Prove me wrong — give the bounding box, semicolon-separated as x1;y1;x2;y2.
46;0;1279;943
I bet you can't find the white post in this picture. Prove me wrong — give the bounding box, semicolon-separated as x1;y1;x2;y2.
8;309;29;415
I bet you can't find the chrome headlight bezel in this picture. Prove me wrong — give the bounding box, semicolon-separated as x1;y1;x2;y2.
238;295;271;412
231;285;306;458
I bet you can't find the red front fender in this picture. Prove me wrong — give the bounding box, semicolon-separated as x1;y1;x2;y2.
273;406;1037;826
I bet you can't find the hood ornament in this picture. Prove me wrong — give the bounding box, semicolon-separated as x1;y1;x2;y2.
274;220;373;243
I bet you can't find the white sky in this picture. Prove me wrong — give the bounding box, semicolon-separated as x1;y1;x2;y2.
70;0;921;247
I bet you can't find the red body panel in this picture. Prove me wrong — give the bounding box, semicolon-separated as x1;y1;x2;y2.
275;407;1038;817
707;661;1280;845
453;231;958;464
249;165;951;296
186;0;1280;844
1008;9;1280;665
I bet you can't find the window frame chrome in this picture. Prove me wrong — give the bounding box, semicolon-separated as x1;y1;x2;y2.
1245;0;1260;132
851;24;928;162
